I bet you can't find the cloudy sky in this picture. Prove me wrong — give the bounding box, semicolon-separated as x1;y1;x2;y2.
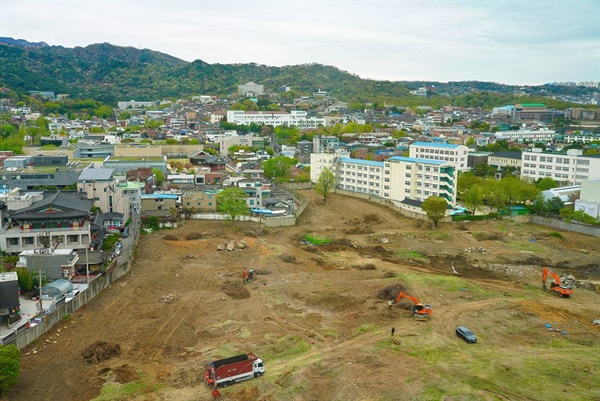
1;0;598;85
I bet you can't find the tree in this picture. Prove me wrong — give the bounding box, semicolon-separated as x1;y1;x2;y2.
0;344;21;396
462;186;484;215
472;163;497;178
217;187;250;226
457;171;482;196
315;167;336;203
465;137;476;147
536;177;559;191
263;156;296;181
152;168;164;187
421;196;448;228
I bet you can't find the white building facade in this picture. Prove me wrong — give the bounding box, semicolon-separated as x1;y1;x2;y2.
494;129;556;142
408;142;469;171
520;149;600;185
226;110;326;129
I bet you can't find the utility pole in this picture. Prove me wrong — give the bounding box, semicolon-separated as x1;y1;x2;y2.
37;268;43;317
86;246;90;287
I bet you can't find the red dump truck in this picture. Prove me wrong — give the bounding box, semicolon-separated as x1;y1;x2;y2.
204;353;265;388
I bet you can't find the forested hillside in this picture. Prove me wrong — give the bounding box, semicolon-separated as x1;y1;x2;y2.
0;41;596;108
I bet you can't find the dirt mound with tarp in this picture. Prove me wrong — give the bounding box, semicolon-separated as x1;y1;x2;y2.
82;341;121;363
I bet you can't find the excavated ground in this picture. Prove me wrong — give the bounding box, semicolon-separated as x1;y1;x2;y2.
13;191;600;401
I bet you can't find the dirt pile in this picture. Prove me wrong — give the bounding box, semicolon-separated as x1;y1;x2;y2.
221;280;251;299
163;234;179;241
82;341;121;363
377;284;406;301
98;364;139;384
185;232;208;240
172;361;205;386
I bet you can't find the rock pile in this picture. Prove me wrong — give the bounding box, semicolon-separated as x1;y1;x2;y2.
217;241;247;251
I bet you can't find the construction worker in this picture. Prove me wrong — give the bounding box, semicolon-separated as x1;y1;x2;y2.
391;327;396;336
243;269;249;284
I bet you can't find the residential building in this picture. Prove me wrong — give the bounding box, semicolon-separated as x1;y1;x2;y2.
0;272;20;326
408;142;469;171
182;190;218;212
296;140;313;155
140;193;178;217
194;168;224;186
17;249;79;281
217;135;265;157
166;174;195;187
520;149;600;185
310;150;350;182
189;151;228;172
210;110;226;124
0;191;93;254
226;110;325;129
77;168;130;220
313;135;340;153
119;181;144;215
234;180;270;208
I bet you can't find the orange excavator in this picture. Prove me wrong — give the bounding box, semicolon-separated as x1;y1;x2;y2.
389;291;433;319
542;266;572;297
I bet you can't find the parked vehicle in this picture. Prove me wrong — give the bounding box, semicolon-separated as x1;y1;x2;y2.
204;353;264;388
65;290;80;303
456;326;477;343
114;241;122;255
121;227;129;238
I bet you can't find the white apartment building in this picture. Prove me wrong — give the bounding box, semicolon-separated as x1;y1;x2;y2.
409;142;469;171
520;149;600;185
494;129;556;142
226;110;326;129
311;153;457;205
383;157;457;205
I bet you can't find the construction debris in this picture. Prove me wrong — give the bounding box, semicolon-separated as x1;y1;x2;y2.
464;247;490;254
82;341;121;363
159;293;181;303
217;240;247;251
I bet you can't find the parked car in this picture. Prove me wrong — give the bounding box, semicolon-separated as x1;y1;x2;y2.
114;241;123;255
121;227;129;238
65;290;80;303
456;326;477;343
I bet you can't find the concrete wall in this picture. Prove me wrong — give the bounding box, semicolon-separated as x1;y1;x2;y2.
2;221;140;349
531;215;600;237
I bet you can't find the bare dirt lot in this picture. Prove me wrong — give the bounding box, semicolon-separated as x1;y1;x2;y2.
11;191;600;401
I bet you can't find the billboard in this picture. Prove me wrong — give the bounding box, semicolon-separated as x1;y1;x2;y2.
574;200;600;218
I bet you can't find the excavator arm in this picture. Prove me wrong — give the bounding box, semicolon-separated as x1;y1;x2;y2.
542;266;572;297
390;291;433;318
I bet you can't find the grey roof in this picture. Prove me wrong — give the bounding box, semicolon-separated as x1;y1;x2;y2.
78;168;114;181
9;191;93;219
490;151;522;159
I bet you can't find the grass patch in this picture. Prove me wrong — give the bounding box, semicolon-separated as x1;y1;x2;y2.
92;379;150;401
303;233;331;245
259;334;310;361
357;324;379;333
548;231;564;239
395;249;428;260
394;273;497;298
505;241;544;252
426;232;450;241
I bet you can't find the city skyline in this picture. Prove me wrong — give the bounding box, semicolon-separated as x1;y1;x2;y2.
1;0;599;86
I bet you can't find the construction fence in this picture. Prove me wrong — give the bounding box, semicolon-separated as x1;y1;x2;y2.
4;228;140;350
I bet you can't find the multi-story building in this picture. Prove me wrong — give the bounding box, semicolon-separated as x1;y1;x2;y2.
487;151;522;174
520;149;600;185
0;166;85;190
309;150;349;182
561;133;600;144
140;193;178;217
103;155;168;175
217;135;265;157
182;190;218;212
226;110;325;129
512;103;560;122
238;82;264;96
313;135;340;153
313;153;457;205
77;168;130;220
0;191;93;254
494;129;556;142
408;142;469;171
117;100;158;110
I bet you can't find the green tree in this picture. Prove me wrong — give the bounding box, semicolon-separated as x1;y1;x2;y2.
16;267;34;292
315;167;336;203
462;185;484;215
421;196;448;228
94;105;114;118
457;171;482;196
263;156;296;181
536;177;559;191
152;168;164;187
465;137;476;147
217;187;250;226
472;163;497;178
0;344;21;396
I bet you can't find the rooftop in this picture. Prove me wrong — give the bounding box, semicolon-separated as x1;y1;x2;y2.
410;142;462;149
78;168;114;181
339;158;384;167
388;156;450;166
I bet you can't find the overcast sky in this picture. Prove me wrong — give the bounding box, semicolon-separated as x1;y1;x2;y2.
1;0;598;85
